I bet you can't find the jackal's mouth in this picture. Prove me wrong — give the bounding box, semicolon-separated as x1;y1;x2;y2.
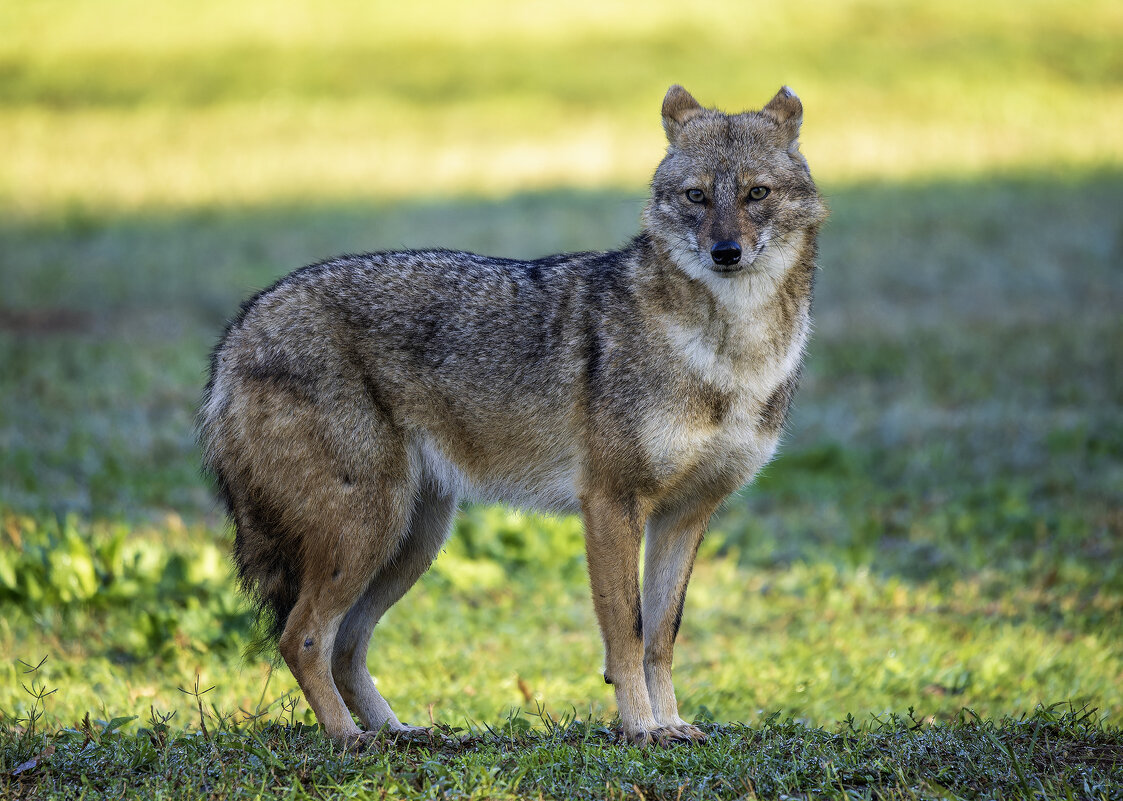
708;238;768;275
708;249;761;275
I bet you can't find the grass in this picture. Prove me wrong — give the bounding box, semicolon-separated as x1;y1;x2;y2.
2;0;1122;211
2;0;1123;797
4;702;1123;799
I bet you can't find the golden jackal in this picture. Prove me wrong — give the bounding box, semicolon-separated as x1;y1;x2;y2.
199;86;827;746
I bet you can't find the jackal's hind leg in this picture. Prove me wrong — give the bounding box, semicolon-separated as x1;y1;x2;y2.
641;507;710;742
276;479;414;746
332;487;457;734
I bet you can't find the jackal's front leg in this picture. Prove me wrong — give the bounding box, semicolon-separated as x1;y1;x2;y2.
641;508;711;742
581;493;662;745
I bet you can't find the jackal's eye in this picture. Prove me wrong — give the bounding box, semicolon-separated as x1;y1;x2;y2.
748;186;770;201
685;188;706;204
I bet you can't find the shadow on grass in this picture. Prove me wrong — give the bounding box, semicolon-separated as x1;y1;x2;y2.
1;170;1121;582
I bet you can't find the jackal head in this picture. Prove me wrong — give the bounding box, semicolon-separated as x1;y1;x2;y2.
644;85;827;279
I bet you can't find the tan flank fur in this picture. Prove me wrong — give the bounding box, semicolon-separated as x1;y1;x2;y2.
198;86;827;747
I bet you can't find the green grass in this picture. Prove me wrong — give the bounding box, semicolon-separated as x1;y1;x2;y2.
2;0;1123;796
4;703;1123;800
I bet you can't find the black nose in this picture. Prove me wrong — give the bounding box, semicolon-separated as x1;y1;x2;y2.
710;240;742;267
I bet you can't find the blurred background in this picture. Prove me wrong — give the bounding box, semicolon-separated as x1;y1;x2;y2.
1;0;1120;731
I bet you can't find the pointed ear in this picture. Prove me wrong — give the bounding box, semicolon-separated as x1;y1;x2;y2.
662;85;703;141
761;86;803;148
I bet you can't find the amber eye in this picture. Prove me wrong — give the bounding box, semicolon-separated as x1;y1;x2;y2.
748;186;770;201
685;188;706;203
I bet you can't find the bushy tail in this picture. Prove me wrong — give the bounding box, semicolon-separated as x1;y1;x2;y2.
199;316;304;660
210;461;302;661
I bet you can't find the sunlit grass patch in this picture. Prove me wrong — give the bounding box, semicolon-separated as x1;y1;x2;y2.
2;479;1121;732
1;0;1121;213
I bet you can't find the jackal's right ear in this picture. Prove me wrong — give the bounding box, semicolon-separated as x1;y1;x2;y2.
662;85;703;142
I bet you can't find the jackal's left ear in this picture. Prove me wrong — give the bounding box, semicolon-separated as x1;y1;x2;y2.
662;85;704;142
761;86;803;149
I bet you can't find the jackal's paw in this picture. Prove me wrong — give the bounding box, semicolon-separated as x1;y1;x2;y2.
623;723;707;747
654;723;707;743
341;725;435;752
385;725;439;744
